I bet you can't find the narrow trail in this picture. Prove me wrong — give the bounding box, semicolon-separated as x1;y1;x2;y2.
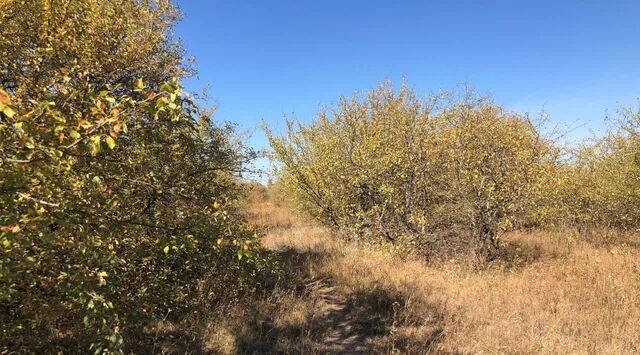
306;278;371;354
262;219;379;354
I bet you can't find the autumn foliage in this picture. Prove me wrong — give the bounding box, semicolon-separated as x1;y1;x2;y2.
266;83;640;255
1;1;262;352
2;0;640;353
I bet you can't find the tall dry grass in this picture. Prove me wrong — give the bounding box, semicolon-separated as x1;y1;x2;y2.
245;200;300;230
243;183;301;230
207;197;640;354
261;228;640;354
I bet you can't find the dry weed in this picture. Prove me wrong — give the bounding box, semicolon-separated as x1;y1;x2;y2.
207;201;640;354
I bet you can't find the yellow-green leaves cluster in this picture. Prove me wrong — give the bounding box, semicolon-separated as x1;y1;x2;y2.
266;83;555;255
267;83;640;254
528;105;640;229
0;0;260;353
0;77;259;353
572;106;640;227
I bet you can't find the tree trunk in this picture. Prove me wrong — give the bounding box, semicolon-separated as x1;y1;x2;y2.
475;223;501;261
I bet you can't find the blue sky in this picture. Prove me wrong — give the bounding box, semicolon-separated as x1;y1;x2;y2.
174;0;640;174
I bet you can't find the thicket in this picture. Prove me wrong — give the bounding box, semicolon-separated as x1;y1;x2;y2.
0;1;266;353
266;83;640;256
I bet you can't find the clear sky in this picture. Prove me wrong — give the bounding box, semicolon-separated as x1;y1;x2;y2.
174;0;640;174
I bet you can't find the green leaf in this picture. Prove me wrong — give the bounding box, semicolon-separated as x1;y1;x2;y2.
161;81;176;93
163;245;169;254
98;271;108;286
24;137;35;149
105;136;116;149
156;96;169;108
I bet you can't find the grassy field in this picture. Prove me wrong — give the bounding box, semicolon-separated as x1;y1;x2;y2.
201;197;640;354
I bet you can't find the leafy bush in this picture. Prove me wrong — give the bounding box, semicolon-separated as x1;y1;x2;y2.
0;0;263;352
266;83;556;257
572;105;640;228
531;104;640;230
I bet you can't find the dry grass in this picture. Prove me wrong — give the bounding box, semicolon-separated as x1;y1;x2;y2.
203;289;321;354
206;199;640;354
245;200;300;230
261;225;339;252
243;184;302;231
433;241;640;354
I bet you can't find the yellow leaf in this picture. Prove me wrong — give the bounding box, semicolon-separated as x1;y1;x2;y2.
135;78;144;90
2;106;15;118
105;136;116;149
69;130;81;139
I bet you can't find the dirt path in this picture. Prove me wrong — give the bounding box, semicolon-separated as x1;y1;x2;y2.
306;278;371;354
262;224;382;354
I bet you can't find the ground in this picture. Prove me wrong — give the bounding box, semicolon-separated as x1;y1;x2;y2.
198;199;640;354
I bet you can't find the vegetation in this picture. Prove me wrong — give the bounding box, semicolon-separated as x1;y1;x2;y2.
266;82;639;257
0;1;263;352
207;193;640;354
577;106;640;227
2;0;639;353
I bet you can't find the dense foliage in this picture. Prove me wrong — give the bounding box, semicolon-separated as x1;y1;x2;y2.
575;106;640;227
1;0;262;352
266;83;557;256
2;0;638;352
266;83;639;255
528;105;640;230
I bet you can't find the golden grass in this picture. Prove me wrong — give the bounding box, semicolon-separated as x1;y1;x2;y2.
435;243;640;354
261;225;339;252
245;200;301;230
207;201;640;354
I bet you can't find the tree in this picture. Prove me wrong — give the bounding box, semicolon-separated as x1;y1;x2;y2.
436;94;553;256
570;104;640;228
1;1;260;352
266;83;554;257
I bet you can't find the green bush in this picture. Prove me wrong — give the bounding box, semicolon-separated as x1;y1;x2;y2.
266;83;556;257
0;0;263;352
573;105;640;228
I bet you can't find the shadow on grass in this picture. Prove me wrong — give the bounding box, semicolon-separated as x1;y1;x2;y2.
229;247;449;354
344;286;447;354
127;328;206;355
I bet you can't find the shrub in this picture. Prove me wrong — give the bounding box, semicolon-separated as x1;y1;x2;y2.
571;104;640;228
266;83;555;257
0;0;262;352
